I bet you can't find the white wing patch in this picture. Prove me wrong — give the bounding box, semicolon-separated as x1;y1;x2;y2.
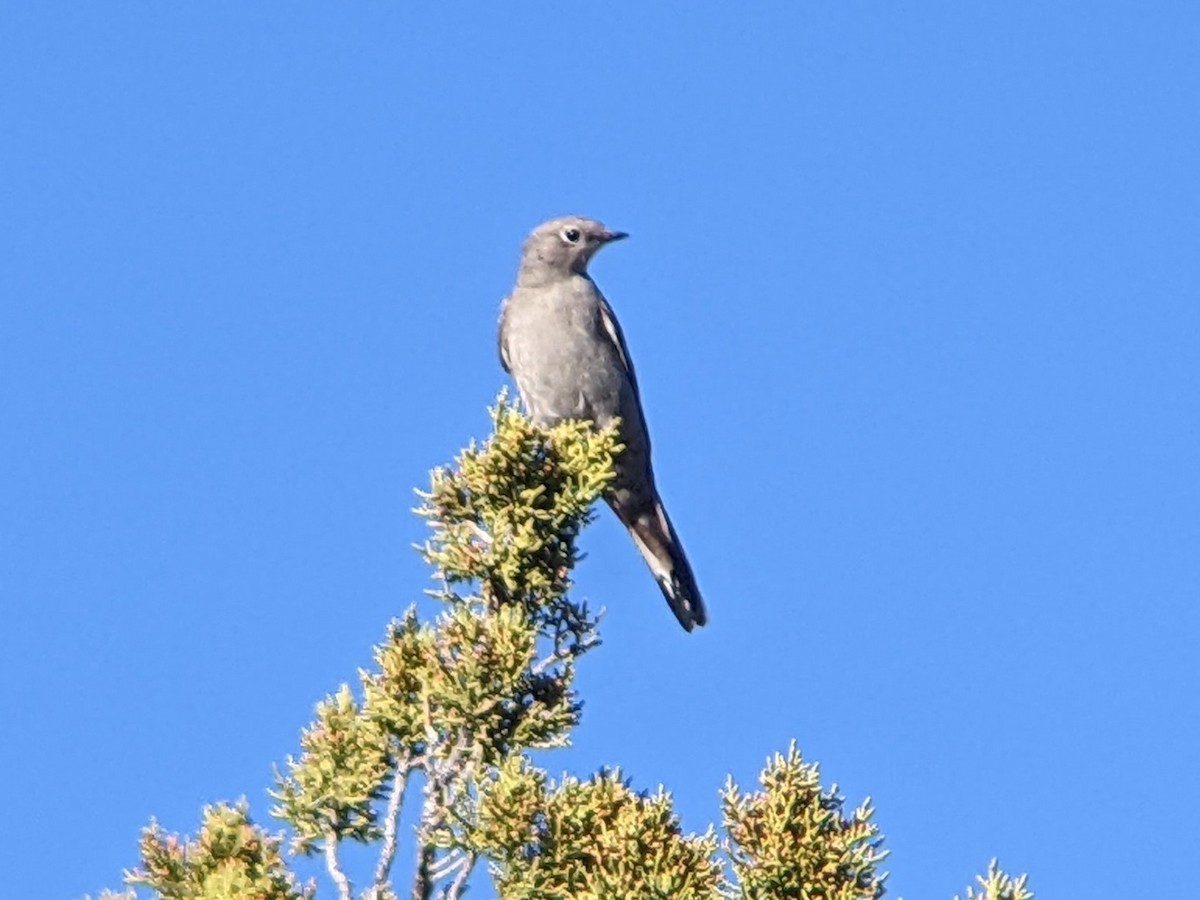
598;297;640;393
497;297;513;373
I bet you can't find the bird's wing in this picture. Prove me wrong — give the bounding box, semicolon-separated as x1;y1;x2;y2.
598;296;656;459
598;296;642;398
497;296;513;374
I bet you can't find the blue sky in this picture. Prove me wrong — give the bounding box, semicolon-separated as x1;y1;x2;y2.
2;4;1197;898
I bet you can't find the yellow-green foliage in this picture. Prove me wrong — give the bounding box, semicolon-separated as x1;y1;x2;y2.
954;860;1034;900
723;743;887;899
110;397;1032;900
269;400;618;871
271;684;391;855
474;758;723;899
420;395;621;625
367;602;580;759
129;803;311;900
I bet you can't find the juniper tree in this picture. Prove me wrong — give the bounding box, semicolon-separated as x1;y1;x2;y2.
99;397;1031;900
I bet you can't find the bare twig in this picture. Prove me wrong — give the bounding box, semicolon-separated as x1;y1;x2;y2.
411;775;443;900
531;637;580;677
412;840;437;900
411;735;477;900
322;827;352;900
441;850;478;900
369;752;412;900
531;652;563;678
429;848;464;881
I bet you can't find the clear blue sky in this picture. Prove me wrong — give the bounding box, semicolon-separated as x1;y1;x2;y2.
3;5;1197;898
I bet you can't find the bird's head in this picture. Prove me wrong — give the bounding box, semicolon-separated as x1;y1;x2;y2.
519;215;628;281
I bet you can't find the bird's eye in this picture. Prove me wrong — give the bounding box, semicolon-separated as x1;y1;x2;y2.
563;228;581;243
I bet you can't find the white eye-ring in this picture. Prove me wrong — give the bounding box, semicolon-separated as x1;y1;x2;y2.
562;227;581;243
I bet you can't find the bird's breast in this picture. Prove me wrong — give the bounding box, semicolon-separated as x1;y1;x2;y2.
503;286;625;426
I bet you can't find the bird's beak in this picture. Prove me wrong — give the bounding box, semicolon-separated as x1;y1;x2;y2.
599;230;629;243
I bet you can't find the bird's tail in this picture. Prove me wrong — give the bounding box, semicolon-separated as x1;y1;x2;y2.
615;498;707;632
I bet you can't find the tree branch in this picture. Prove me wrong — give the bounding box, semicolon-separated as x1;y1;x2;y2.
440;850;477;900
411;827;437;900
410;736;475;900
322;826;352;900
411;773;442;900
369;752;412;900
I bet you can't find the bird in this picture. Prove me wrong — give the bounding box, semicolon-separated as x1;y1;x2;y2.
497;215;707;631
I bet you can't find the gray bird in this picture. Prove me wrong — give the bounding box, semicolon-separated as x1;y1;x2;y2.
498;215;707;631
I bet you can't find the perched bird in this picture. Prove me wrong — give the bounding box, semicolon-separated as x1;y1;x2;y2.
498;215;707;631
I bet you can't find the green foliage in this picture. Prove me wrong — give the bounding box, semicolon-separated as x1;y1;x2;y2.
473;758;723;899
108;396;1032;900
128;803;311;900
271;684;392;855
420;395;620;632
954;860;1034;900
723;742;887;899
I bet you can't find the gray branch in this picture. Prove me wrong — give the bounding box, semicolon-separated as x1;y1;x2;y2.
410;737;476;900
412;842;437;900
322;826;352;900
369;752;412;900
411;777;443;900
440;851;478;900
